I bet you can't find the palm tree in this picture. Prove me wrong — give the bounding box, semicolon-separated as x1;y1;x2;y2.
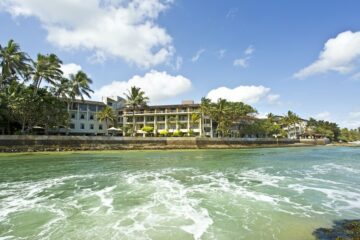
124;86;149;136
0;39;31;87
97;106;116;132
66;71;94;100
211;98;232;137
31;53;63;93
267;113;276;123
282;111;301;138
200;97;212;116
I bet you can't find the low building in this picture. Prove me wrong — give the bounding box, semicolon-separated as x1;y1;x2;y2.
66;99;108;135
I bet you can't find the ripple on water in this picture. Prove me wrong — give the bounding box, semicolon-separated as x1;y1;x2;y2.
1;148;360;240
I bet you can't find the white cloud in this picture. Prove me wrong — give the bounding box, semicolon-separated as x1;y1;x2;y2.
267;94;281;105
294;31;360;79
349;112;360;118
0;0;175;68
191;49;205;62
314;111;331;121
244;45;255;55
206;85;275;104
174;56;183;71
226;8;238;19
351;72;360;81
233;45;255;68
93;70;192;104
217;49;227;59
61;63;82;78
233;58;249;68
339;112;360;128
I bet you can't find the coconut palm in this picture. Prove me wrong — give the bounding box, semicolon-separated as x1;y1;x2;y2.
211;98;232;137
200;97;212;116
97;106;116;130
31;53;63;93
0;39;31;87
124;86;149;136
67;71;94;100
282;111;301;138
267;113;276;123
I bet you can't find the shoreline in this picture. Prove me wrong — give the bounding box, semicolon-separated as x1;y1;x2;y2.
0;144;332;156
0;135;332;153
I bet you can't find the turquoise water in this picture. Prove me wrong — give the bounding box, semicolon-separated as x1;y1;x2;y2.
0;147;360;240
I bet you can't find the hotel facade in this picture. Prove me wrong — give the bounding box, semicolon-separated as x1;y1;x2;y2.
119;100;213;137
64;97;213;137
63;96;308;139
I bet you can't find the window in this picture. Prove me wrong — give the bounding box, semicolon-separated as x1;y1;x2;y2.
90;124;94;130
89;105;96;112
89;114;94;120
70;123;75;129
146;116;154;121
157;116;165;121
80;114;85;120
79;104;87;111
99;124;103;130
80;123;85;129
179;116;188;121
70;103;78;110
107;102;113;106
136;117;144;122
71;113;76;119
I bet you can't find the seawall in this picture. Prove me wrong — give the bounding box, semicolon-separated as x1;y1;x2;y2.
0;135;330;152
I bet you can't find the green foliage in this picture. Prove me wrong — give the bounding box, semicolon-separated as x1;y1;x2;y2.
31;53;63;91
307;117;341;141
159;130;169;137
6;82;68;133
141;125;154;134
200;97;257;137
191;113;201;123
0;39;31;87
124;86;149;136
339;128;360;142
188;129;195;136
172;130;182;137
97;106;116;128
0;39;94;134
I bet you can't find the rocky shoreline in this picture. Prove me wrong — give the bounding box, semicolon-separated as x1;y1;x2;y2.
0;135;331;153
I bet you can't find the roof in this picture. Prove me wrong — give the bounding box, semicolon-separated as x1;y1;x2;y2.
119;103;200;110
61;98;106;106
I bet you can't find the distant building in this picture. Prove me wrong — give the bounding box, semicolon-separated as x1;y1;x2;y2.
272;115;308;139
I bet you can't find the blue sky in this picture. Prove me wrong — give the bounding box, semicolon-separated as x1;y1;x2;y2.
1;0;360;128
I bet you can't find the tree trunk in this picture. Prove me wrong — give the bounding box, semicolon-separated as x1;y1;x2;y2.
21;121;26;135
132;108;135;137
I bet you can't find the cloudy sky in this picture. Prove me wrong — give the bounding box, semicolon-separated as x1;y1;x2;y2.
1;0;360;128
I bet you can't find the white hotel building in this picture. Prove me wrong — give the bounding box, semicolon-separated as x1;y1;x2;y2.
65;97;212;137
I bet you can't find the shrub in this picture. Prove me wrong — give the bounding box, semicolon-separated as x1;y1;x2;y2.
172;130;182;137
141;125;154;134
159;130;169;137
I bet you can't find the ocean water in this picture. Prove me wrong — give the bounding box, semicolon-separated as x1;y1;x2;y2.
0;147;359;240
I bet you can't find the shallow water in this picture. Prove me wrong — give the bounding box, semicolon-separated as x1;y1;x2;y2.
0;147;359;240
